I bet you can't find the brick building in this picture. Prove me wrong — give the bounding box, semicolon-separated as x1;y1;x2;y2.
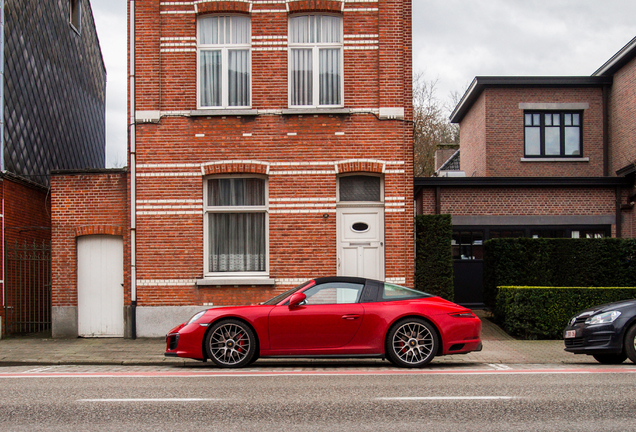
416;37;636;306
51;0;414;337
0;0;105;336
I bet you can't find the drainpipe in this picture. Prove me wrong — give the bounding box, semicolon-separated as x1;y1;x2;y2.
1;0;5;333
616;186;622;238
129;0;137;339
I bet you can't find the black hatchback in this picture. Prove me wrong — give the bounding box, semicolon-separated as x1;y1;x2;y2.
564;299;636;364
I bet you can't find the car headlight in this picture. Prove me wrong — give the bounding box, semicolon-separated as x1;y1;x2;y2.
585;310;621;325
187;311;206;325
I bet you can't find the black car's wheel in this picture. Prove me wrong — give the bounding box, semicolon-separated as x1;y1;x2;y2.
625;324;636;364
386;318;438;368
205;319;257;368
592;353;627;364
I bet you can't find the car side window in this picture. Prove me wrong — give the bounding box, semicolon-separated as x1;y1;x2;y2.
382;283;431;301
302;282;364;305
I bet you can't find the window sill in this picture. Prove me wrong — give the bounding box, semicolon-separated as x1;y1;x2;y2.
520;157;589;162
190;109;259;117
196;277;275;286
282;108;351;115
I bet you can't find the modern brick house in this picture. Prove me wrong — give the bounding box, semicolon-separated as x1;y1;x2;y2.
0;0;105;336
51;0;414;337
415;37;636;306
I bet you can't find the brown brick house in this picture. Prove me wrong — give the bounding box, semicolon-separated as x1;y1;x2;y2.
416;38;636;306
51;0;414;337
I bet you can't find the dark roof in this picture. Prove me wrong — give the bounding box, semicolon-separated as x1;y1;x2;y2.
437;149;460;172
449;76;611;123
593;36;636;77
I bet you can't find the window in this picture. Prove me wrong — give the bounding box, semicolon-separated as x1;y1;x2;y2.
70;0;81;32
289;14;343;107
198;15;251;108
204;177;267;275
524;112;582;157
301;282;364;305
338;175;382;202
382;283;431;300
451;231;483;260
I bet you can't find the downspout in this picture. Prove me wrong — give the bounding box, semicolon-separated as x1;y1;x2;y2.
0;0;5;332
616;186;622;238
129;0;137;339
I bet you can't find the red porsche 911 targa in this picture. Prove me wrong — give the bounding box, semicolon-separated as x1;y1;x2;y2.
165;277;482;368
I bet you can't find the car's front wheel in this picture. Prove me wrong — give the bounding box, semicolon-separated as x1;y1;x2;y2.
592;353;627;364
625;324;636;364
386;318;438;368
205;319;257;368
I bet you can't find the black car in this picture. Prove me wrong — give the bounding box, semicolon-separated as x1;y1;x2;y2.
564;299;636;364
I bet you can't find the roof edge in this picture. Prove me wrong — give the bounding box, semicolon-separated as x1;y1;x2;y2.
593;36;636;77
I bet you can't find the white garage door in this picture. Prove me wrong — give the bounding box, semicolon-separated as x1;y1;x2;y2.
77;235;124;337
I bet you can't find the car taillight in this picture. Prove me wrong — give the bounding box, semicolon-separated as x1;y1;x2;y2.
450;312;476;318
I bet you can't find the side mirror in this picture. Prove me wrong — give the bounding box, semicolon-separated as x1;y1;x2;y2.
288;292;307;307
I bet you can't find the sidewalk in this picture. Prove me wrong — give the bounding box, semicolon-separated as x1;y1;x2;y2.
0;311;596;366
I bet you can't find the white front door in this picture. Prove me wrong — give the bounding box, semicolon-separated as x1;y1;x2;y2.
77;235;124;337
337;207;384;280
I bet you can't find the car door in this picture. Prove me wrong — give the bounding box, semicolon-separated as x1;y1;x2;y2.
268;281;365;351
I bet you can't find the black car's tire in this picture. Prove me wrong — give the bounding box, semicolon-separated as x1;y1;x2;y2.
625;324;636;364
385;318;438;368
205;319;257;368
592;353;627;364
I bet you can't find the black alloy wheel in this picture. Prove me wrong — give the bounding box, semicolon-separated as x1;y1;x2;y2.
625;324;636;364
205;319;257;368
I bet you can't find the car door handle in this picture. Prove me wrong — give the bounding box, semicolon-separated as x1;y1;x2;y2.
342;314;361;320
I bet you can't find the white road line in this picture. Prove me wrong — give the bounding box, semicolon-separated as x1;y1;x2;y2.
78;398;223;402
377;396;517;401
489;364;513;370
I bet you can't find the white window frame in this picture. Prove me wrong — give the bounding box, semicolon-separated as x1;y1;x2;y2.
288;14;344;108
203;175;269;278
197;15;252;109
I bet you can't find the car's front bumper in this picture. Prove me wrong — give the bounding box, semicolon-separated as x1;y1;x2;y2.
563;323;623;355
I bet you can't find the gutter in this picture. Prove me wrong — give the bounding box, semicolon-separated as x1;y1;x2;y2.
129;0;137;339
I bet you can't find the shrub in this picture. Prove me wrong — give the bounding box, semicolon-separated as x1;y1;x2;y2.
495;286;636;340
415;214;454;300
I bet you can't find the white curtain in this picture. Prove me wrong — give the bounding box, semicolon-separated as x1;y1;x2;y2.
200;51;222;107
290;49;312;106
319;49;340;105
229;50;249;106
208;179;266;273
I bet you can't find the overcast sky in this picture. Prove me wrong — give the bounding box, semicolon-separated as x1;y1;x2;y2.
90;0;636;167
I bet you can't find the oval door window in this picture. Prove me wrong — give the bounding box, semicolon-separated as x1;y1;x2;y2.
351;222;370;233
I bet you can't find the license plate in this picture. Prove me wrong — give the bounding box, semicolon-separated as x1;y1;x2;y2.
565;330;576;338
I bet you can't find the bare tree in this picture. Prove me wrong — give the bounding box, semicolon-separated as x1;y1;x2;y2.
413;73;459;177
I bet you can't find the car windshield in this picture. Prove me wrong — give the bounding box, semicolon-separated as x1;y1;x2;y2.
262;280;313;305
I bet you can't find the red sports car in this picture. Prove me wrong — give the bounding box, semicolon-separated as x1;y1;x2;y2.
165;277;482;368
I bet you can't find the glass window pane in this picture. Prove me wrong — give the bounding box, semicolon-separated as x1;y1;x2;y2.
290;49;312;106
533;114;540;125
383;283;431;300
319;48;341;105
472;231;483;259
228;50;250;107
290;15;311;43
199;16;219;44
564;113;572;126
339;176;381;202
545;113;552;126
565;127;580;155
545;127;560;155
525;127;540;155
572;113;580;126
552;114;560;126
525;114;532;126
200;51;222;107
230;16;250;44
209;212;265;272
320;15;341;43
208;178;265;207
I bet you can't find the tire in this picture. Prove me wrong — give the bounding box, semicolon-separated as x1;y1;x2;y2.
385;318;438;368
592;353;627;365
625;324;636;364
205;319;257;368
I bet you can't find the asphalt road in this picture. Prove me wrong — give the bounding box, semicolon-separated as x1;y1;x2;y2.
1;365;636;431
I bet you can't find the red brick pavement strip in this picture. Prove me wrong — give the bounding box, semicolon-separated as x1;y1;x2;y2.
0;313;599;367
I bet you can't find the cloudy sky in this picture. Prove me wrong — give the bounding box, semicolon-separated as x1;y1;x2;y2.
90;0;636;167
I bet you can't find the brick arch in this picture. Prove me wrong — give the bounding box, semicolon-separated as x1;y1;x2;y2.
74;225;125;237
202;161;269;176
288;0;344;13
196;1;250;15
336;160;385;174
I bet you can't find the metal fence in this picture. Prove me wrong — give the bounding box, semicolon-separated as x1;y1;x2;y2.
3;240;51;335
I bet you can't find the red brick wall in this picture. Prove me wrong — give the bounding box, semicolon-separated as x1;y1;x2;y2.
126;0;413;307
460;87;605;177
609;56;636;174
50;171;128;308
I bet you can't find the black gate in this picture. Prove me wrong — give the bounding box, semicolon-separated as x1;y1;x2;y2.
3;240;52;335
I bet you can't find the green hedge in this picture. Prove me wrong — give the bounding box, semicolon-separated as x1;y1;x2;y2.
484;238;636;309
415;214;453;300
495;286;636;340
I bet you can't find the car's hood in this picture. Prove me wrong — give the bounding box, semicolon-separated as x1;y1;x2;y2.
575;298;636;316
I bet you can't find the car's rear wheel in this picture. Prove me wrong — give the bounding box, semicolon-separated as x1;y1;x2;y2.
386;318;438;368
625;324;636;364
205;319;257;368
592;353;627;364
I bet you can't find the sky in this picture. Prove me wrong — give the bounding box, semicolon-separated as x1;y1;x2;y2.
90;0;636;167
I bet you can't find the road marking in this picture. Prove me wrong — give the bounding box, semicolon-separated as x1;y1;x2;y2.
78;398;223;402
377;396;517;401
489;364;512;370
